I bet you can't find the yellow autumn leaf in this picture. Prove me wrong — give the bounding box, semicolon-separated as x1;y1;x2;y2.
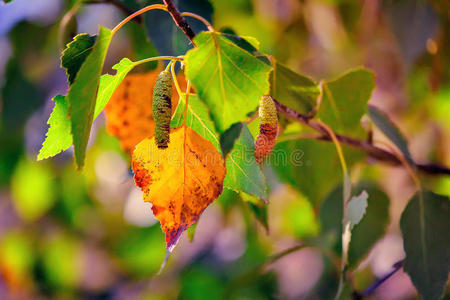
132;126;226;251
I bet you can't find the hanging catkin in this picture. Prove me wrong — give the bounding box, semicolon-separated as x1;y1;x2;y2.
152;70;173;149
255;95;278;162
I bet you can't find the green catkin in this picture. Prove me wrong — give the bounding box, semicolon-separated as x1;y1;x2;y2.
153;70;173;149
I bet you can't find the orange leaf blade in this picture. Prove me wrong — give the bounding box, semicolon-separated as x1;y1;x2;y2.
132;126;226;251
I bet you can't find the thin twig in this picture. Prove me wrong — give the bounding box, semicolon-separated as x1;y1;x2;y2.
273;99;450;176
153;1;450;177
163;0;196;43
353;260;404;299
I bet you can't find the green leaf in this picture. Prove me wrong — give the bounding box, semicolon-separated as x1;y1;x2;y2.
270;61;320;115
400;191;450;300
185;31;272;132
67;26;112;169
220;122;243;157
61;33;97;85
240;192;269;233
224;125;267;199
94;58;137;118
38;58;134;161
273;139;364;204
171;94;221;152
38;95;73;160
318;68;375;136
319;182;390;268
345;190;368;229
368;105;414;165
221;33;270;65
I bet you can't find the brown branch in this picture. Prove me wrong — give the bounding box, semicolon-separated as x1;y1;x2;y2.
163;0;196;43
155;0;450;177
274;99;450;176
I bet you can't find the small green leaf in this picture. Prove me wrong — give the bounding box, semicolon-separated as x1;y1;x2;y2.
318;68;375;136
400;191;450;300
171;94;221;152
38;58;134;161
67;26;112;169
368;105;414;165
185;31;272;132
270;61;320;115
224;125;267;199
38;95;72;160
94;58;137;117
61;33;97;85
345;190;368;229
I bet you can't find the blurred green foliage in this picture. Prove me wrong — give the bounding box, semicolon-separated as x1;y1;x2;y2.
0;0;449;299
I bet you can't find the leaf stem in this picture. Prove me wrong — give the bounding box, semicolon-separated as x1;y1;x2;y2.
316;120;348;176
183;81;191;127
180;12;214;31
170;61;183;100
111;4;168;35
133;55;183;67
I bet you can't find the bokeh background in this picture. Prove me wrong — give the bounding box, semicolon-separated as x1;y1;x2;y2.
0;0;449;299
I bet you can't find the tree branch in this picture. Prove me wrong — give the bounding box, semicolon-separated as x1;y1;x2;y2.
274;99;450;176
352;260;404;299
153;0;450;177
163;0;196;43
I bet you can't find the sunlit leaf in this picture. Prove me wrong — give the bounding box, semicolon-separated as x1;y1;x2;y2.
37;95;72;160
318;68;375;136
132;126;226;251
224;125;267;200
185;31;272;132
61;33;96;85
171;93;220;152
270;61;320;115
400;191;449;300
67;26;112;168
95;58;137;118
